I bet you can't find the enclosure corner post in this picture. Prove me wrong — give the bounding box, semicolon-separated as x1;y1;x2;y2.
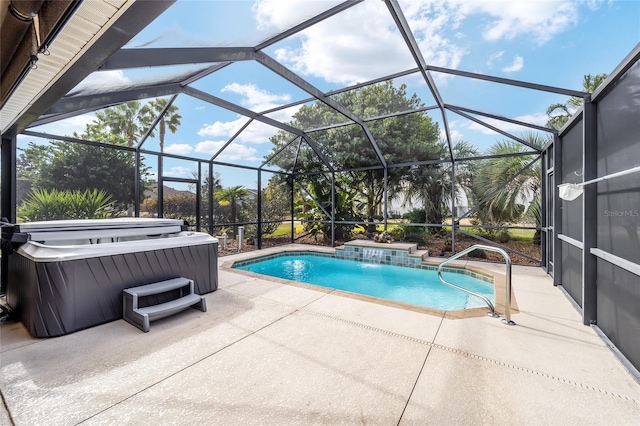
383;166;388;231
257;169;262;250
1;134;17;294
553;133;563;286
331;172;336;247
582;100;598;325
134;150;141;217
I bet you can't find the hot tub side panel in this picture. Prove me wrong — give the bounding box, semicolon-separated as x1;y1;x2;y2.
8;243;218;337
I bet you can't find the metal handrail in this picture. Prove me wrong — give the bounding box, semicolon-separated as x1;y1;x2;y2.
437;244;515;326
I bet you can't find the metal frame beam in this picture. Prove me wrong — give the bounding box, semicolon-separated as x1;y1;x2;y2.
445;104;556;134
210;119;253;161
448;107;543;152
261;135;300;169
137;94;180;149
99;47;255;70
428;65;589;98
384;0;454;162
255;0;364;51
184;86;304;136
33;83;184;126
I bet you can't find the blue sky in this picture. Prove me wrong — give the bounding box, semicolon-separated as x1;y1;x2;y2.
25;0;640;191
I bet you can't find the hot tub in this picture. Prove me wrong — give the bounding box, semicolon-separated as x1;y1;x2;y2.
2;218;218;337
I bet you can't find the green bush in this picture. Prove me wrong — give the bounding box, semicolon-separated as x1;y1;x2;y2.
18;189;113;222
403;208;426;224
404;226;428;245
388;227;405;241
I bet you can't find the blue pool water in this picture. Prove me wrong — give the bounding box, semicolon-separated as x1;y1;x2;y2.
234;254;494;311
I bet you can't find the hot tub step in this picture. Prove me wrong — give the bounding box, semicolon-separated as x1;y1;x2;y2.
123;277;206;332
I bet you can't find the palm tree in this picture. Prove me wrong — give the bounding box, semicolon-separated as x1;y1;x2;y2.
94;101;152;147
399;140;478;229
215;185;249;236
472;132;551;244
141;98;182;152
547;73;607;130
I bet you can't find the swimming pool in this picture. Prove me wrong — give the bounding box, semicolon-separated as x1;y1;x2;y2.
233;253;494;311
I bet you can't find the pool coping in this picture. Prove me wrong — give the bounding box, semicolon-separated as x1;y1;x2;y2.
220;245;519;320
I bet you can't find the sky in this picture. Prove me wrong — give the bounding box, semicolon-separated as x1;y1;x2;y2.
23;0;640;191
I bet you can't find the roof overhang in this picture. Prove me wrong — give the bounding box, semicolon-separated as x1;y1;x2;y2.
1;0;175;136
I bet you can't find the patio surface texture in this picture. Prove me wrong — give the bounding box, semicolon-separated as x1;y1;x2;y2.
1;244;639;425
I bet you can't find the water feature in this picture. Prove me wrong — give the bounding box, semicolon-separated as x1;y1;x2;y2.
362;248;384;263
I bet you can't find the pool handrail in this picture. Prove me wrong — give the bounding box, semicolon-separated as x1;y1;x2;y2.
437;244;515;326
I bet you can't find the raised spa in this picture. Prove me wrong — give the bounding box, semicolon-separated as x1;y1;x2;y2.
233;252;494;311
2;218;218;337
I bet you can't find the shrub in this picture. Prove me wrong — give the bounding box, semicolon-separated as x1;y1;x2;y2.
404;226;428;245
497;230;511;244
389;227;405;241
468;248;487;259
18;189;113;222
403;208;426;224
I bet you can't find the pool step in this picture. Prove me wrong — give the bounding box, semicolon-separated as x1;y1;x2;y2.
410;249;430;261
123;277;206;332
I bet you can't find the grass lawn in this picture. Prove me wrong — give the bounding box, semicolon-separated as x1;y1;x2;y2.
265;222;305;237
266;220;535;242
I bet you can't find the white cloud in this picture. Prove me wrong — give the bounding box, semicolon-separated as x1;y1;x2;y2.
222;83;291;111
254;0;584;86
195;106;206;111
195;140;259;162
32;113;95;135
453;0;579;45
253;0;344;31
440;128;465;142
198;84;302;143
198;117;246;138
164;166;193;178
268;1;464;85
164;144;193;155
502;55;524;73
71;70;131;95
487;51;504;66
198;116;286;144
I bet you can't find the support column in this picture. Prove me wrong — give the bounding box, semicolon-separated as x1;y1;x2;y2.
158;155;164;218
257;170;262;250
582;100;597;325
208;164;214;235
290;174;295;243
134;150;141;217
541;150;548;269
450;162;456;253
1;135;17;294
331;172;336;247
196;162;202;232
553;134;563;286
383;167;388;231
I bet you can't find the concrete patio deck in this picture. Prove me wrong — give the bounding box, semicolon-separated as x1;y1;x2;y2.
1;243;639;425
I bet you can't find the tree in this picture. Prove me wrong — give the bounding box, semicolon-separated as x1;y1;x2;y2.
94;101;152;147
471;132;550;244
547;73;607;130
267;81;442;233
399;140;478;230
215;185;249;236
141;98;182;152
17;126;150;213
